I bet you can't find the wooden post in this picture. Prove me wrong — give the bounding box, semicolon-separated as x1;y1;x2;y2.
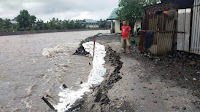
41;97;55;111
93;35;96;58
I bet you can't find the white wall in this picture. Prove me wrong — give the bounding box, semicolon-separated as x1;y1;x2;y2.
115;20;121;33
133;19;142;35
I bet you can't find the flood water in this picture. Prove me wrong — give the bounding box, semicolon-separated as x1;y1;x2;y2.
0;30;109;112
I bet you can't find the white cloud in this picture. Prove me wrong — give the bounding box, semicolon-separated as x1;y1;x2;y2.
0;0;119;21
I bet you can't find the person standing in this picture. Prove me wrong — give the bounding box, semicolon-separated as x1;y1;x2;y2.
121;21;131;53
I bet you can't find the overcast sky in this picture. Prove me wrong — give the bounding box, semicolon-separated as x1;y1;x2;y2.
0;0;119;21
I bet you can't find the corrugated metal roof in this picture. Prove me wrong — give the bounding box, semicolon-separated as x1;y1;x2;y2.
107;8;119;20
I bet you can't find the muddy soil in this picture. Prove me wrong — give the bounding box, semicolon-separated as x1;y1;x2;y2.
78;47;125;112
71;34;200;112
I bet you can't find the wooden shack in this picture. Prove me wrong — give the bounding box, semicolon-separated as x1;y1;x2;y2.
139;0;194;55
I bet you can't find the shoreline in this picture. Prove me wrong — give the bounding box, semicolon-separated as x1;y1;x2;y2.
65;46;124;112
64;34;200;112
0;30;110;112
0;28;109;37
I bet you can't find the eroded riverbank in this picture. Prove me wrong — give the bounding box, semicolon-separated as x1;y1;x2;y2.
0;30;109;112
2;32;200;112
69;34;200;112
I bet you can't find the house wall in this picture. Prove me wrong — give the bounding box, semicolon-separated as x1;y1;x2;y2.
177;9;191;52
139;3;179;54
114;20;130;34
110;21;114;33
133;19;142;35
115;20;121;33
148;12;178;55
190;0;200;55
86;23;99;28
87;25;99;28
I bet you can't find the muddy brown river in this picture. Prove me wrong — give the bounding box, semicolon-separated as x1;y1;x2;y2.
0;30;109;112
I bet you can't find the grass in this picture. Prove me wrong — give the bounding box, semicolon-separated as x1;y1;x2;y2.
79;40;85;46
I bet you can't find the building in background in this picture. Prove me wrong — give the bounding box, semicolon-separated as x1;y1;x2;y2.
107;8;122;34
10;20;18;25
97;20;111;29
107;8;142;34
82;19;99;28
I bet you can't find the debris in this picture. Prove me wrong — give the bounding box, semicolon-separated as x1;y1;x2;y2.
171;106;180;110
73;46;89;56
63;84;68;89
182;107;186;110
46;95;53;99
153;101;157;103
41;97;55;111
193;78;197;81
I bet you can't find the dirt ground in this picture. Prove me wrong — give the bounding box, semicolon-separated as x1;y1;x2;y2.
74;34;200;112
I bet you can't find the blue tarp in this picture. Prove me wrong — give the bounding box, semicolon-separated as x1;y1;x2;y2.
144;30;154;49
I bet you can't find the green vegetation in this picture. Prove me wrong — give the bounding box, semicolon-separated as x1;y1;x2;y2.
117;0;160;21
79;40;85;46
16;10;36;30
0;10;87;32
0;18;18;32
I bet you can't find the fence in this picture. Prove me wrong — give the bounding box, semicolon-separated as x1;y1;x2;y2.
191;0;200;55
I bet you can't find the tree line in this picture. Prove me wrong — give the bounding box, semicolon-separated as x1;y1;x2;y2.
0;10;108;32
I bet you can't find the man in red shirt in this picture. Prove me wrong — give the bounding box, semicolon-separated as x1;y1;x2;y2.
121;21;131;53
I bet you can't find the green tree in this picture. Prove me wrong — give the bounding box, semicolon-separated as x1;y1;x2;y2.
35;20;45;30
68;20;75;29
30;15;36;27
16;10;37;30
2;19;12;31
44;22;50;30
62;20;69;29
16;10;31;30
74;20;82;29
0;18;3;23
0;18;3;31
49;18;57;30
117;0;160;21
99;19;107;28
